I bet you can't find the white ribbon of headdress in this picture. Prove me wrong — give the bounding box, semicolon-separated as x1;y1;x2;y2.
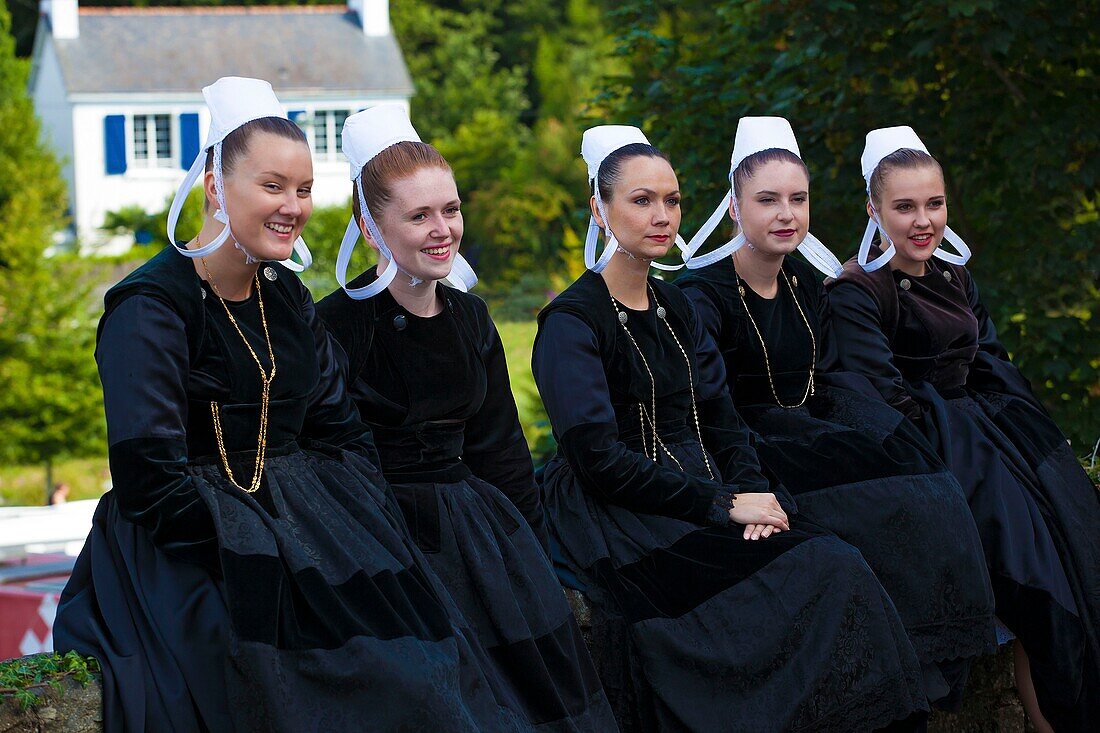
336;174;477;301
584;171;688;273
856;199;897;273
682;189;745;269
166;142;312;271
684;181;843;277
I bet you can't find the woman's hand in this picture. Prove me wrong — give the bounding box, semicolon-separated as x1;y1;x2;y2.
728;493;789;540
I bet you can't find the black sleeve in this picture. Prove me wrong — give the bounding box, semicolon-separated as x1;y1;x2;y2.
533;312;733;526
963;271;1010;361
97;295;218;571
810;275;840;372
962;271;1045;409
827;281;923;422
298;285;381;465
685;298;796;514
463;311;549;552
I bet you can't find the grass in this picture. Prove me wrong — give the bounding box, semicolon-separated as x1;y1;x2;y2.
496;319;554;458
0;457;109;508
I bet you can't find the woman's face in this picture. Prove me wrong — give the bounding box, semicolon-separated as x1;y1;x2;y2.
367;166;462;284
734;160;809;255
869;164;947;272
594;155;681;261
211;131;314;261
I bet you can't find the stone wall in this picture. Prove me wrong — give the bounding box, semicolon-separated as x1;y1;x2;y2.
0;672;101;733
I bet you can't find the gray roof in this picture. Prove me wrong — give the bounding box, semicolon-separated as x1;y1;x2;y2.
49;6;413;97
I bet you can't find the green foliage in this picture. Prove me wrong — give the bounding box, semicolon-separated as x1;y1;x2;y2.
0;456;110;507
0;257;105;467
0;5;63;275
100;204;159;240
298;202;354;299
386;0;623;301
102;188;204;251
0;1;105;468
393;1;529;143
608;0;1099;449
0;652;100;710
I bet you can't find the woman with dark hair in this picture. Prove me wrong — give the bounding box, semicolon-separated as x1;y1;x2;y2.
316;105;615;731
532;124;929;732
54;79;521;733
676;117;995;709
827;125;1100;732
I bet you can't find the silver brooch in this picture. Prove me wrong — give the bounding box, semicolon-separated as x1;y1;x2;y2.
618;311;628;325
263;267;277;281
943;270;952;282
200;287;206;299
899;278;912;291
656;305;667;319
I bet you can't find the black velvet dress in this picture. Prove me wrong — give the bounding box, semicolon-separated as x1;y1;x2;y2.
677;256;996;705
828;250;1100;731
533;270;928;732
54;247;522;733
317;271;615;732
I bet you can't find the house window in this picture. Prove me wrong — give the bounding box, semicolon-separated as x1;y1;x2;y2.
310;110;351;160
132;114;173;168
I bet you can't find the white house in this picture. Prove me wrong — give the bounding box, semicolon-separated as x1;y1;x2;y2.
29;1;413;253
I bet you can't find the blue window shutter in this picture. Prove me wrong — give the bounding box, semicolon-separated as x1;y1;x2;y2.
288;109;305;122
179;113;200;169
104;115;126;175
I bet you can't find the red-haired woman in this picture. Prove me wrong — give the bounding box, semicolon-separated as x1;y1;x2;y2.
317;106;614;731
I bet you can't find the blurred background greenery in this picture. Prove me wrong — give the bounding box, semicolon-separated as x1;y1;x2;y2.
1;0;1096;505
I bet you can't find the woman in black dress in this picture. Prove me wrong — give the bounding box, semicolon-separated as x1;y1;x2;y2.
316;105;615;732
827;125;1100;732
54;79;520;733
533;125;929;732
676;117;995;708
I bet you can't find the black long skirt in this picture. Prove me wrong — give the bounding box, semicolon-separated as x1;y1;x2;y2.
908;371;1100;731
738;372;997;703
54;447;523;733
389;468;617;732
542;433;928;732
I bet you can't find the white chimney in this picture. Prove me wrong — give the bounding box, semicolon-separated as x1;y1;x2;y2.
42;0;80;40
348;0;389;37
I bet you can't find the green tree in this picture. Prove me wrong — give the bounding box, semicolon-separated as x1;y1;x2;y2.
395;0;621;293
0;0;104;496
392;1;529;143
608;0;1099;449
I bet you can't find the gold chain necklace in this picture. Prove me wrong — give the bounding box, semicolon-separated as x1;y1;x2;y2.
609;284;716;481
201;259;276;493
734;266;816;409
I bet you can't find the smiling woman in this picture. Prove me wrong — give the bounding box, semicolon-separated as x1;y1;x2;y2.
829;125;1100;732
197;125;314;283
316;105;616;730
866;149;947;277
